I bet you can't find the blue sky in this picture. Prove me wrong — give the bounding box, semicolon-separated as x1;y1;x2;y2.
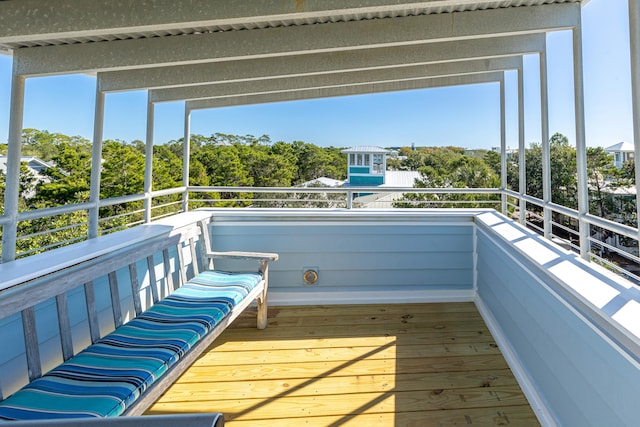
0;0;633;150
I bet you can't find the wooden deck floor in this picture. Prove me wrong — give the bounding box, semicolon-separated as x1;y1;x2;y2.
147;303;540;426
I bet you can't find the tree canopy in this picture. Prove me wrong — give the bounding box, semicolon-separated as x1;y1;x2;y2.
2;129;634;256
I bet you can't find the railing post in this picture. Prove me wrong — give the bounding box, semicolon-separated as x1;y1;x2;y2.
88;85;105;239
182;106;191;213
1;68;25;263
540;40;552;240
517;65;526;225
346;190;353;209
628;0;640;257
573;24;590;260
500;76;507;215
144;96;154;223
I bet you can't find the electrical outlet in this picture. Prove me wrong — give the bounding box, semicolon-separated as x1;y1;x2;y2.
302;266;319;285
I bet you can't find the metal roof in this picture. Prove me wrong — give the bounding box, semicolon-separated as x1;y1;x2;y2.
0;0;588;110
0;0;584;54
604;141;635;152
341;146;391;154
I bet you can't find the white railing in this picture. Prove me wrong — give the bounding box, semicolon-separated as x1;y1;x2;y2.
504;189;640;284
2;185;639;285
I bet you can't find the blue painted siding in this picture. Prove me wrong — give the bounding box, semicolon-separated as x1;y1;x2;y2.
476;222;640;426
349;175;384;185
209;215;474;292
349;167;370;174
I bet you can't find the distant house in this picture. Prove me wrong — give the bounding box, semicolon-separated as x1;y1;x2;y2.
0;156;52;176
298;177;345;187
296;147;422;208
340;146;420;188
491;146;518;161
340;146;421;207
0;156;54;197
341;146;389;186
604;141;634;168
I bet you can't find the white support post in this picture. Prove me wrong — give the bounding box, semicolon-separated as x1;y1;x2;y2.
88;87;105;239
518;66;526;225
182;104;191;213
540;41;552;240
573;25;590;260
500;76;507;215
628;0;640;254
1;69;26;263
144;96;154;223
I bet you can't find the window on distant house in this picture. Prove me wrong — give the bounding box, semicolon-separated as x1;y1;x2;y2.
372;154;384;174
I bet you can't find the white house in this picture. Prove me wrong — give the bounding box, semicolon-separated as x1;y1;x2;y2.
340;146;421;207
604;141;634;168
0;156;54;198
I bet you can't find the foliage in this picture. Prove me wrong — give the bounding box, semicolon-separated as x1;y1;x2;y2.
5;128;637;258
509;132;578;210
394;146;500;208
3;129;350;254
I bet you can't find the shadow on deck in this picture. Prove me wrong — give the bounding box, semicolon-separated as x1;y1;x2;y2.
147;303;540;426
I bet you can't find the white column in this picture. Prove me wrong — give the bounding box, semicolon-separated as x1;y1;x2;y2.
500;76;507;215
144;96;154;223
629;0;640;252
182;104;191;213
540;41;552;239
1;70;26;262
573;25;590;260
518;66;526;225
88;87;105;239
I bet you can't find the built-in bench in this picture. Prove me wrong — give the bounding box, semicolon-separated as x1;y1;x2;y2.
0;213;277;423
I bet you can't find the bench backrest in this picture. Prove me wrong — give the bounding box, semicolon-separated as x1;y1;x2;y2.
0;217;210;400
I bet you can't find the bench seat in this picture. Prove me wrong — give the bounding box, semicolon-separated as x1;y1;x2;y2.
0;270;263;421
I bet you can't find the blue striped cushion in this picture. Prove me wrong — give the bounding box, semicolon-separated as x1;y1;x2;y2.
0;270;263;420
184;270;264;305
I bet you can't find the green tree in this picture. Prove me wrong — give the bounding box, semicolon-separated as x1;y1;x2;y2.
510;133;578;210
21;128;89;162
34;141;92;206
153;144;183;190
621;159;636;183
483;150;501;177
100;140;145;198
395;147;500;208
587;147;619;218
291;141;345;184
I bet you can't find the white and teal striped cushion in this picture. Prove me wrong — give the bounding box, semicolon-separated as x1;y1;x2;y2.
0;270;262;420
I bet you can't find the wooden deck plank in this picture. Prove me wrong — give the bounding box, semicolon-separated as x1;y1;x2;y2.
176;354;512;382
150;386;530;419
211;330;495;351
148;303;540;426
231;305;484;328
227;406;541;427
221;320;492;341
163;369;520;400
261;303;480;317
197;342;503;365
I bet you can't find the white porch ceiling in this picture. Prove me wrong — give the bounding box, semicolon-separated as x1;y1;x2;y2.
0;0;583;52
0;0;586;106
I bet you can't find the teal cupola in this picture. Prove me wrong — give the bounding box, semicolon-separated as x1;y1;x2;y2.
341;146;389;186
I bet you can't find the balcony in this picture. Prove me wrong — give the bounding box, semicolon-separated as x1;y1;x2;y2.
1;207;638;426
2;1;640;425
